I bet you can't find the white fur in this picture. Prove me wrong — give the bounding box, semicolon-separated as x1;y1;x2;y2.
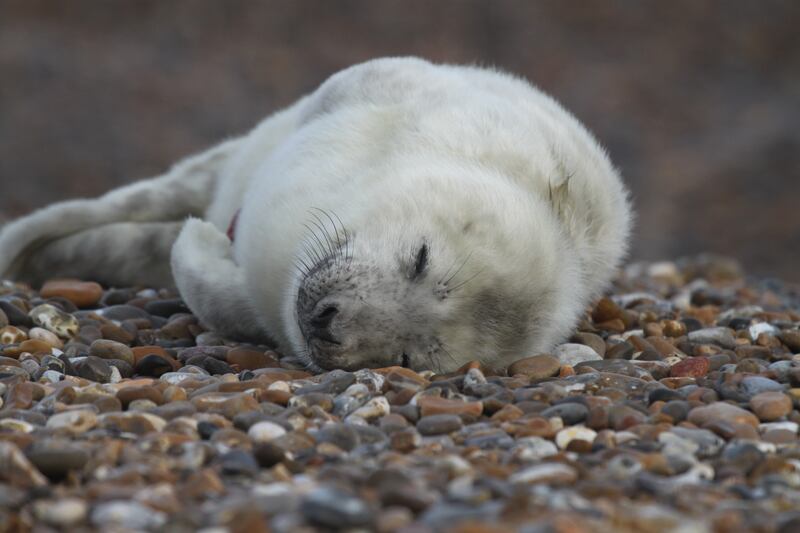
0;58;631;370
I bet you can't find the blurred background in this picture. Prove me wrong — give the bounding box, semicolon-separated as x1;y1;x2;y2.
0;0;798;281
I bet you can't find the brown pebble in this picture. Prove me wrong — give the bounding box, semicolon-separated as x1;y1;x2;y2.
226;347;280;370
89;339;135;366
750;391;792;422
570;332;606;357
100;323;136;344
507;354;561;380
417;395;483;418
117;386;165;408
670;357;710;378
40;279;103;308
688;402;760;429
592;297;621;323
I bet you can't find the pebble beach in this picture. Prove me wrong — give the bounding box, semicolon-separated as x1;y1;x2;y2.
1;255;799;532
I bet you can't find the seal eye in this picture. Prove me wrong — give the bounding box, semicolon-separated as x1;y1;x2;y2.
412;244;429;279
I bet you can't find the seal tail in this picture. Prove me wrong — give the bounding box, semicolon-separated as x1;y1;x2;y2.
0;138;241;287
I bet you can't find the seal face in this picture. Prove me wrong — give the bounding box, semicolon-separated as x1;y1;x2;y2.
0;57;632;373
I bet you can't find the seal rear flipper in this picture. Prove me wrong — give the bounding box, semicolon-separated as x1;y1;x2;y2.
6;221;182;288
0;138;241;285
171;217;272;343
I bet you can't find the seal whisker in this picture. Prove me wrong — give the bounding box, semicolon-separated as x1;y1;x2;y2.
441;251;474;286
448;267;485;293
301;222;329;265
438;343;459;368
309;210;336;259
300;238;323;267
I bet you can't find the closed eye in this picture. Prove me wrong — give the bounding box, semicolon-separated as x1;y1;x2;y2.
412;243;429;279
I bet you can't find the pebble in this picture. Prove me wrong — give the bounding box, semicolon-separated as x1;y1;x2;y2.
0;442;48;487
555;426;597;449
89;339;135;365
248;420;287;442
416;414;463;435
227;347;279;370
750;391;793;421
40;279;103;307
509;462;578;484
688;402;760;429
28;303;79;337
0;258;799;531
301;487;374;529
417;395;483;418
669;356;710;377
552;343;602;365
688;327;736;349
91;501;167;530
507;353;561;379
32;498;88;528
45;410;98;434
347;396;391;422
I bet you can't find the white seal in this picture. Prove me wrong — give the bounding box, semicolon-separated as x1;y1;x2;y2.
0;57;631;372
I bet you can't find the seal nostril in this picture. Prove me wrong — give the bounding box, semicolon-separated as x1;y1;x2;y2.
311;305;339;329
308;304;340;344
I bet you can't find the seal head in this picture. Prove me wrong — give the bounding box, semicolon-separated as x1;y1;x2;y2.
275;171;585;373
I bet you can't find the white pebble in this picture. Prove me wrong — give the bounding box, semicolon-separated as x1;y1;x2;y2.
248;421;287;443
346;396;390;422
28;327;64;348
552;343;601;366
555;426;597;449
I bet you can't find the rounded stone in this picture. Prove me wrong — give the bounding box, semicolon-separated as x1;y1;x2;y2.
134;354;175;377
416;414;463;435
507;354;561;380
301;487;374;529
509;462;578;485
89;339;135;366
40;280;103;308
552;343;602;366
688;402;760;429
0;325;27;344
91;501;166;530
227;347;279;370
417;396;483;418
27;327;63;349
688;327;736;349
541;402;588;425
32;498;88;528
116;386;164;407
75;356;113;383
750;391;792;422
247;421;287;443
28;304;79;338
25;441;90;479
670;357;710;378
46;410;98;434
555;426;597;449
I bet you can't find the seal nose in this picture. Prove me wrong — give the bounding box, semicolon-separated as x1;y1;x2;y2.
308;304;340;344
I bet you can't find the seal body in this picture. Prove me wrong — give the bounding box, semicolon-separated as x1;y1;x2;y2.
0;57;631;372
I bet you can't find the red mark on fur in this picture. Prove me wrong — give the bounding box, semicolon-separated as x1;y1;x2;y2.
226;209;241;242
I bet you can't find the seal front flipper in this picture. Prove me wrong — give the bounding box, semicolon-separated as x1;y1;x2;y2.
170;217;271;343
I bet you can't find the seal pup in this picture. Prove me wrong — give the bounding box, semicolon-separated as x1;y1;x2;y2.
0;57;631;372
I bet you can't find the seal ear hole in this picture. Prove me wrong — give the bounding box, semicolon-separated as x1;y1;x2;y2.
412;243;429;279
